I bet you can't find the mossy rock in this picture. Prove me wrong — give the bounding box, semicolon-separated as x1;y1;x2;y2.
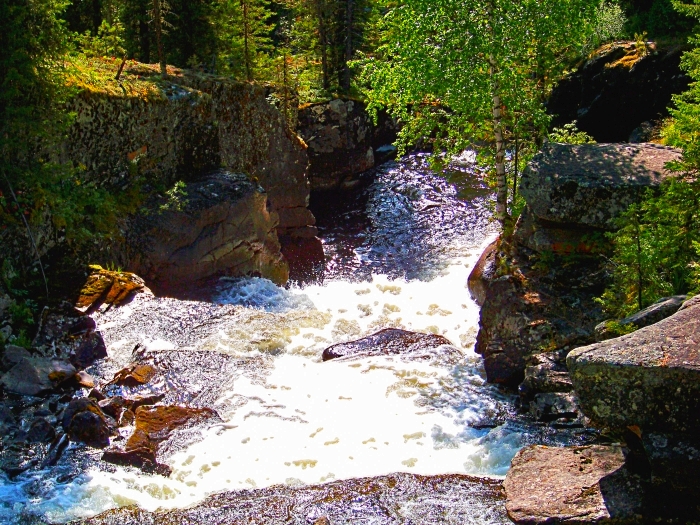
76;265;146;312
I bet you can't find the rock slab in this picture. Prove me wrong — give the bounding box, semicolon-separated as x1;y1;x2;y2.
521;143;680;230
322;329;455;361
504;445;643;524
567;296;700;433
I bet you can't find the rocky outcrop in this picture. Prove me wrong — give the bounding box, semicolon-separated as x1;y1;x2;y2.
567;295;700;433
125;171;289;293
520;143;680;231
0;357;76;396
504;445;644;524
548;42;690;142
76;266;147;313
298;98;398;191
322;328;456;361
474;143;682;387
594;295;687;342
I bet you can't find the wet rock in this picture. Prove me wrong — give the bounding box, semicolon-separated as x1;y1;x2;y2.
32;305;107;368
504;445;644;524
109;363;158;388
75;370;95;388
567;296;700;433
475;250;605;386
27;417;56;443
548;42;690;143
98;396;127;420
0;358;77;396
642;432;700;491
467;238;498;306
530;393;580;423
519;350;573;400
126;170;289;293
298;98;386;191
279;234;326;285
76;472;506;524
0;403;17;437
0;442;38;477
102;405;220;475
1;344;31;371
520;143;680;230
62;398;116;448
594;295;687;342
322;329;455;361
75;266;147;313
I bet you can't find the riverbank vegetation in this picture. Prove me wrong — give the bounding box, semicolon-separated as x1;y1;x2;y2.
0;0;699;339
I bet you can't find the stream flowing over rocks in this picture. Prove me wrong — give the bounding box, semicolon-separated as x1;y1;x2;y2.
0;155;600;524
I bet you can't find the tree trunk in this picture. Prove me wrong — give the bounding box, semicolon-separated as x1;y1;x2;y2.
486;2;508;228
342;0;354;92
153;0;167;77
241;0;252;81
317;0;330;91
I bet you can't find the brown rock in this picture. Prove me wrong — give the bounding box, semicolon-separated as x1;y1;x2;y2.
110;363;158;388
467;238;498;306
75;371;96;388
62;398;116;448
76;266;146;313
504;445;643;524
322;329;455;361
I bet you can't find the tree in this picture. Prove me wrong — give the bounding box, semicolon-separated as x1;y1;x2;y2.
215;0;273;80
362;0;601;227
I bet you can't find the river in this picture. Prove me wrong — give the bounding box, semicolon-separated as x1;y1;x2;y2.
0;154;588;524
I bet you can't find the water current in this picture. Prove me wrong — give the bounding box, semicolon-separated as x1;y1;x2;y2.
0;154;585;524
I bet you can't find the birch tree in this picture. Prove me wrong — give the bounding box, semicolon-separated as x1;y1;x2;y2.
362;0;602;227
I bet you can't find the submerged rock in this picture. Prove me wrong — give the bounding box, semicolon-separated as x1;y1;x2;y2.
322;328;456;361
102;405;220;475
76;472;507;524
567;296;700;433
504;445;644;524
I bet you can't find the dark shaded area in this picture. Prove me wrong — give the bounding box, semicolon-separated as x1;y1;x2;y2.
75;472;509;525
548;43;690;143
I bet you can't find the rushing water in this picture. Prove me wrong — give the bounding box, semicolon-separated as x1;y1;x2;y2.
0;154;582;523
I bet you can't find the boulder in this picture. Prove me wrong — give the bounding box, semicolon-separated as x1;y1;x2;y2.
1;345;31;372
519;350;573;400
62;397;116;448
504;445;644;524
322;329;455;361
467;238;498;306
520;143;680;230
75;266;146;313
102;405;219;475
594;295;687;342
529;393;580;423
126;171;289;293
27;417;56;443
567;296;700;433
0;358;77;396
548;42;690;143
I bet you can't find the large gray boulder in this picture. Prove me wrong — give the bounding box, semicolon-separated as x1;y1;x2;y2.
521;143;681;230
567;295;700;433
127;171;289;293
0;357;76;396
504;445;643;524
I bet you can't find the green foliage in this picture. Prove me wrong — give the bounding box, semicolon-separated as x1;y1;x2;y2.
621;0;693;39
360;0;601;225
76;19;127;57
549;121;597;144
598;180;700;317
603;320;638;336
584;1;628;52
159;180;188;212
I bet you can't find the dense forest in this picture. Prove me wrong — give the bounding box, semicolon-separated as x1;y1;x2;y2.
1;0;699;333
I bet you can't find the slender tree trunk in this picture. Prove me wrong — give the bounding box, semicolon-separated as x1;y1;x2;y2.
317;0;330;91
241;0;252;81
486;3;508;228
513;133;519;213
153;0;167;77
342;0;354;93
